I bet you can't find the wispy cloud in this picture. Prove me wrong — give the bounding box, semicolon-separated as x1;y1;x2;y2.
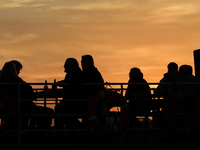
0;33;38;45
0;0;199;83
0;0;46;8
150;3;200;23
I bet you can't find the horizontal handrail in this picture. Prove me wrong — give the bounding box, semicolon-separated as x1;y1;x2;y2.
0;82;199;85
0;81;199;144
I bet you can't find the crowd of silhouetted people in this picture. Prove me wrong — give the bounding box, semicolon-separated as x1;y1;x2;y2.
156;62;200;98
0;55;200;143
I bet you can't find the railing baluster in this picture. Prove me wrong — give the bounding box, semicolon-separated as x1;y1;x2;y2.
18;84;21;144
120;84;123;96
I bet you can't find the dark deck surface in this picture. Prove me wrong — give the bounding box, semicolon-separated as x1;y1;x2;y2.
0;142;199;150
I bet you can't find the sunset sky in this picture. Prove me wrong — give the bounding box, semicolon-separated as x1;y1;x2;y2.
1;0;200;86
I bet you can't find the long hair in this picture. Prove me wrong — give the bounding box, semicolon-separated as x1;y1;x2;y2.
0;62;18;80
64;58;82;73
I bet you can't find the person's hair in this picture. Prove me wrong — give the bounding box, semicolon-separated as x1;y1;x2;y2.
129;67;143;77
0;62;18;80
81;55;94;65
10;60;23;73
167;62;178;70
65;58;79;68
179;65;193;75
64;58;81;73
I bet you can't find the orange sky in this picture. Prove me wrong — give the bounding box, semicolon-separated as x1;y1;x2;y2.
0;0;200;86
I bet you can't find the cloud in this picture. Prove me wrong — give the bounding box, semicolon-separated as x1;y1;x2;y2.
0;33;39;45
72;1;130;10
0;0;46;8
150;3;200;23
0;0;199;83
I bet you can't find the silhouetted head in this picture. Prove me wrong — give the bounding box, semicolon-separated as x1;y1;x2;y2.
0;61;18;80
167;62;178;76
167;62;178;71
179;65;193;76
64;58;80;73
81;55;95;71
9;60;23;75
129;67;143;79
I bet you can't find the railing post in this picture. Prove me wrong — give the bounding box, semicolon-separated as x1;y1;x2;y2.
44;80;48;108
53;79;58;106
120;84;123;96
18;83;21;144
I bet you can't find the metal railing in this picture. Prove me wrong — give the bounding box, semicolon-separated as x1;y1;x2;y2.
0;82;200;144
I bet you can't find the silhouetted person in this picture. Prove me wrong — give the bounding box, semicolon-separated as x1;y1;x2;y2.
125;67;151;99
54;58;85;140
177;65;200;97
81;55;104;98
125;67;151;128
81;55;107;126
165;65;200;130
154;62;179;131
0;61;53;139
156;62;179;98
